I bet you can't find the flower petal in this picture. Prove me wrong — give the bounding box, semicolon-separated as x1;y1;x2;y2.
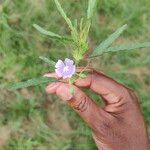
55;58;76;79
64;58;74;66
55;68;63;78
62;65;76;79
55;60;65;68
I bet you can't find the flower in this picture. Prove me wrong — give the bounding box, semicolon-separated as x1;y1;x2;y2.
55;58;76;79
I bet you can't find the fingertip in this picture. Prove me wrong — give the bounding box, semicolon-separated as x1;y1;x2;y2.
44;72;60;79
75;74;92;87
43;73;53;77
45;82;61;94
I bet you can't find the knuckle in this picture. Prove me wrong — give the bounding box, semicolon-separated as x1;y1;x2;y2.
121;87;130;96
128;90;139;104
96;119;113;137
114;95;123;103
94;113;115;132
101;120;112;130
129;90;137;98
126;88;138;100
73;95;89;112
121;87;135;102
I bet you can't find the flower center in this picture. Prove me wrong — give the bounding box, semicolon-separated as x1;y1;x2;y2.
63;66;69;72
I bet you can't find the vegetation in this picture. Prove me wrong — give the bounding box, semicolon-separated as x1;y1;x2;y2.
0;0;150;149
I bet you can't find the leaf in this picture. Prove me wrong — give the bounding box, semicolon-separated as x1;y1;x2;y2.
54;0;73;31
74;19;78;31
79;18;84;32
91;24;128;57
69;87;75;96
78;73;87;79
39;56;56;66
53;0;78;42
8;77;56;90
87;0;97;20
33;24;72;42
90;42;150;57
33;24;61;38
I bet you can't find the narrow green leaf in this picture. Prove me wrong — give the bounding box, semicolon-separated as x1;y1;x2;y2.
91;24;128;56
53;0;78;42
105;42;150;52
9;77;56;90
33;24;72;42
90;42;150;57
80;18;84;32
78;73;87;79
33;24;61;38
74;19;78;31
69;87;75;96
54;0;73;30
87;0;97;20
39;56;56;66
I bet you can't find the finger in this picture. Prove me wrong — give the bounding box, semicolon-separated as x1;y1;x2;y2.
43;67;93;79
46;82;106;127
75;71;129;104
44;73;60;79
44;70;129;105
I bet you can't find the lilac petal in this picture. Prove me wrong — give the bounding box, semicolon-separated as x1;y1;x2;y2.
55;68;63;77
55;58;76;79
62;65;76;79
55;60;65;68
67;65;75;77
64;58;74;66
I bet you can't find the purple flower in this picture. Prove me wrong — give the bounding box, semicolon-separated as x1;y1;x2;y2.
55;58;76;79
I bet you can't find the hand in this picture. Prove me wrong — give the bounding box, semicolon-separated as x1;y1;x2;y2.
45;70;150;150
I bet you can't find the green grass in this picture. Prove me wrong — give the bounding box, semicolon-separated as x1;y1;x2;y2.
0;0;150;149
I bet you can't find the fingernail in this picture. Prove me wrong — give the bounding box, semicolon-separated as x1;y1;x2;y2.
46;82;60;94
44;74;52;77
44;73;60;79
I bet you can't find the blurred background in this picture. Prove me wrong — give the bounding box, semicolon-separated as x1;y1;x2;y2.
0;0;150;149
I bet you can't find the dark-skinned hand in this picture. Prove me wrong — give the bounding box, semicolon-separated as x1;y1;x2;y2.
45;70;150;150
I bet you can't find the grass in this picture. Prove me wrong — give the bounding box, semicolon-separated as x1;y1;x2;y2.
0;0;150;149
